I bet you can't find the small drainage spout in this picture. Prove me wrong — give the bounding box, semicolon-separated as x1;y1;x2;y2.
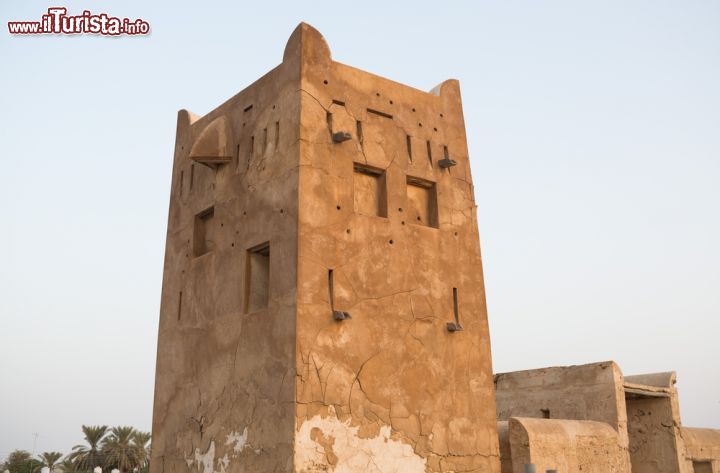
332;131;352;143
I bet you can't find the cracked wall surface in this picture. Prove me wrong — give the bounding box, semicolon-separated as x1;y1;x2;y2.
151;23;500;473
294;24;499;473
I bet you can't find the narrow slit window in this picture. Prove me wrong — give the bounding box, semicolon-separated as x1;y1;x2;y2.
366;108;393;119
189;164;195;190
426;140;433;166
179;170;184;196
245;242;270;313
177;291;183;321
248;136;254;167
453;287;460;326
406;135;413;162
353;163;387;218
263;128;268;153
275;121;280;150
328;269;335;309
326;112;333;139
193;206;215;257
235;144;240;170
356;121;364;144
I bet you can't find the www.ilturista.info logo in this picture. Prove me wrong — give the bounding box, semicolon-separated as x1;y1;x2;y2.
8;8;150;36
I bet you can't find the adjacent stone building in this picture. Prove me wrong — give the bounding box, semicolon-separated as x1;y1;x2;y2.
150;23;499;473
495;362;720;473
150;22;720;473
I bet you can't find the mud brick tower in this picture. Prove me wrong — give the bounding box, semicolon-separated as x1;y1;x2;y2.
150;23;500;473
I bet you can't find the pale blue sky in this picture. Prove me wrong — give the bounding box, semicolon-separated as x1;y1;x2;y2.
1;0;718;457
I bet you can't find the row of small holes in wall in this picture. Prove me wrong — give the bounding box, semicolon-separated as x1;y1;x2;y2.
323;79;445;122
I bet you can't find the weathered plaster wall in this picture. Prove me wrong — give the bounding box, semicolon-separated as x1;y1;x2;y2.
150;39;302;473
508;417;628;473
625;372;691;473
626;396;687;473
151;23;501;473
494;362;629;442
496;422;512;473
293;24;500;473
683;428;720;473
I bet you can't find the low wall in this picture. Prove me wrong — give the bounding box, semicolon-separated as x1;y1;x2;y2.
683;427;720;473
508;417;631;473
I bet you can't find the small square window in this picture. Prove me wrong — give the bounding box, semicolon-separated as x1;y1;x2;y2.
353;163;387;218
406;177;438;228
193;207;215;257
245;242;270;313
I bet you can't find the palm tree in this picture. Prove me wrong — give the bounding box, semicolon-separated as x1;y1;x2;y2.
131;431;151;469
34;453;63;473
2;450;40;473
69;425;108;472
56;458;78;473
101;427;141;473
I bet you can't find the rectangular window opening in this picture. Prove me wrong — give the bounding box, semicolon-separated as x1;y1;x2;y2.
353;163;387;218
406;176;438;228
541;408;551;419
193;206;215;257
692;461;713;473
245;242;270;313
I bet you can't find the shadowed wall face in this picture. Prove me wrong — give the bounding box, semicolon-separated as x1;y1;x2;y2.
150;41;302;473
